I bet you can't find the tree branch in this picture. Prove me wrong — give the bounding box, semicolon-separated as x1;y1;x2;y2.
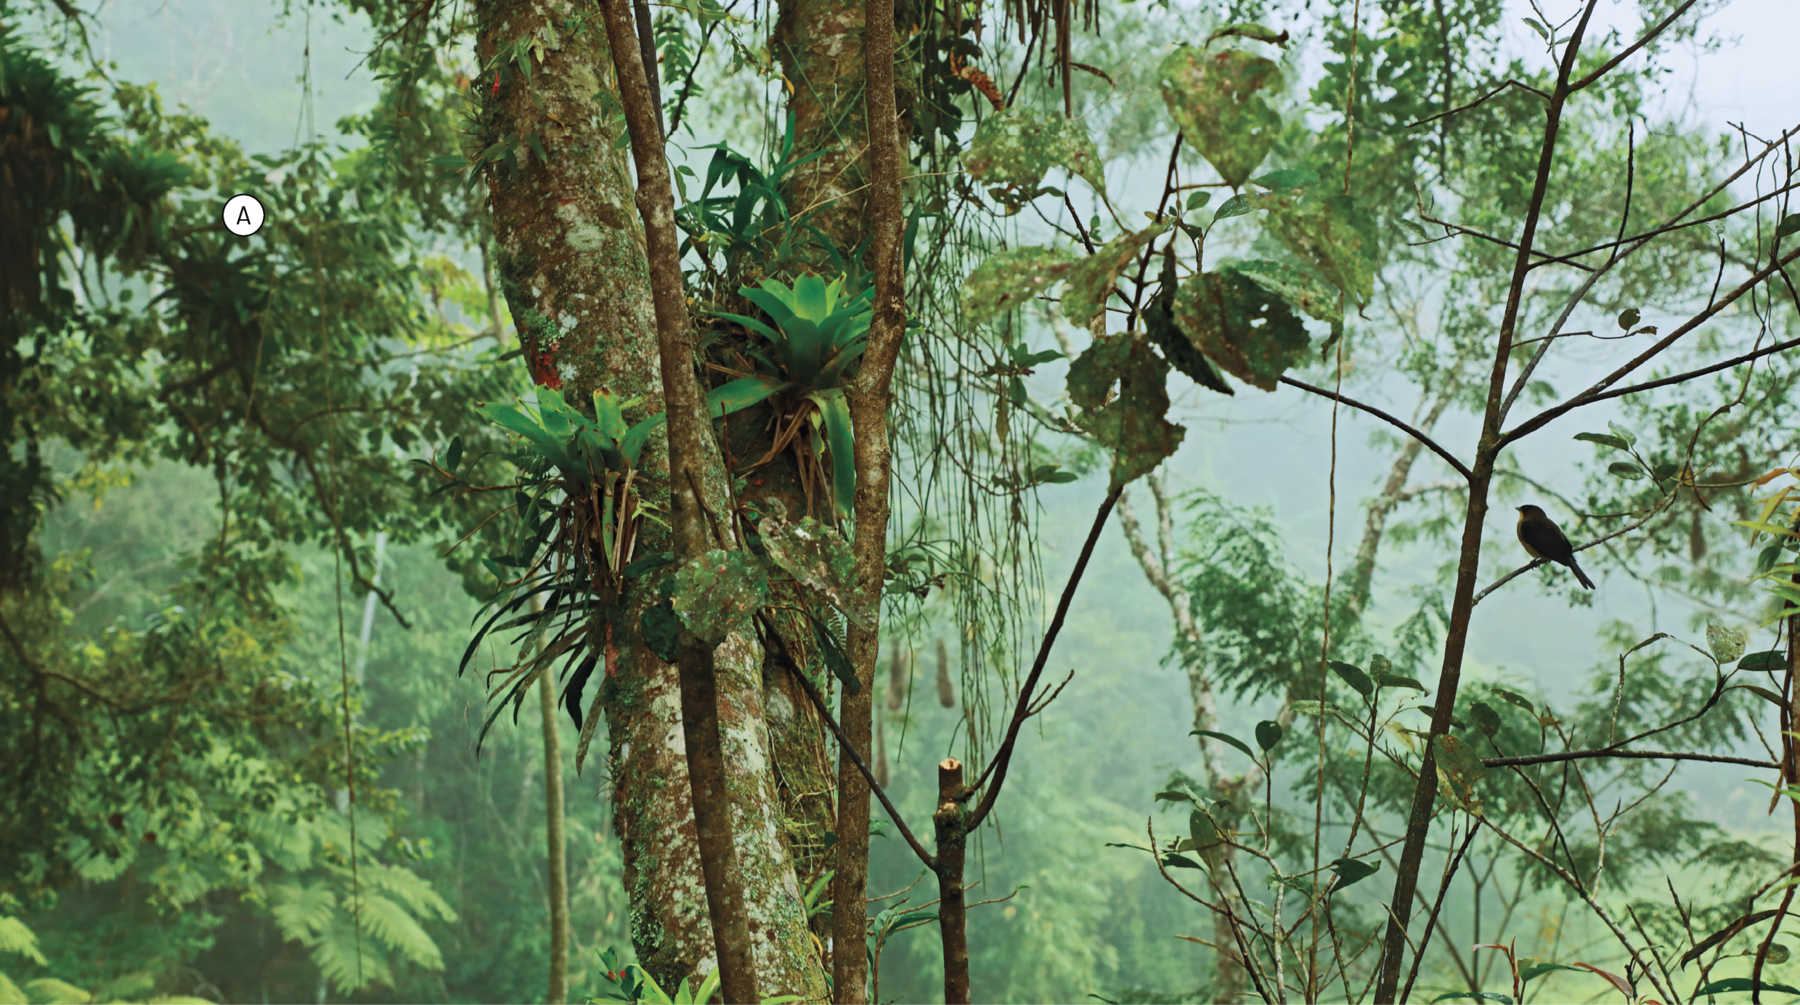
1279;376;1473;481
1482;749;1777;770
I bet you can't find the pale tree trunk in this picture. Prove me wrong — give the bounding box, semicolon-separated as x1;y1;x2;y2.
473;1;825;997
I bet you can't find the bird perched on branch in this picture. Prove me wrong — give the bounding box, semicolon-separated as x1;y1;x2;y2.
1515;504;1595;590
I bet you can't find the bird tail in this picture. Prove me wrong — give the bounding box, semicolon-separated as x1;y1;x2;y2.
1570;560;1595;590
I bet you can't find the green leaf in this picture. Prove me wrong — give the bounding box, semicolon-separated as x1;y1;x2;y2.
1213;194;1256;220
1739;650;1786;671
1205;22;1289;47
1574;431;1630;451
1517;961;1581;984
962;107;1105;199
1173;270;1310;392
1616;307;1641;330
807;389;857;520
1154;789;1193;802
1253;168;1318;190
1492;688;1536;714
1255;719;1283;752
707;375;790;418
0;917;46;966
1190;729;1256;760
1736;684;1786;707
1144;247;1233;396
1066;334;1187;489
1776;213;1800;238
1469;701;1501;735
1434;734;1487;811
1695;978;1800;997
1431;994;1511;1005
670;550;771;644
1061;225;1168;325
1225;259;1343;323
1262;193;1380;305
811;614;861;694
1328;857;1379;891
961;246;1078;324
1607;461;1644;479
1162;852;1205;869
1706;622;1748;663
1606;420;1637;446
1522;16;1548;39
1185;191;1213;210
1377;673;1426;692
1157;47;1282;187
758;509;868;627
444;436;464;473
1329;660;1374;697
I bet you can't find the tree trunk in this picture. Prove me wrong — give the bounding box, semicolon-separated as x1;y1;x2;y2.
774;0;870;263
539;655;569;1004
932;758;971;1005
473;1;825;997
829;0;907;989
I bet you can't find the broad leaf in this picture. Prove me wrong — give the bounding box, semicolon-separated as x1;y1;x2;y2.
1328;857;1379;891
1226;259;1343;323
1190;729;1256;760
1262;192;1380;305
963;107;1105;200
961;245;1078;324
1157;47;1282;187
1061;225;1168;325
669;550;770;644
758;510;869;627
1329;660;1373;697
1144;246;1233;395
1066;334;1187;489
1255;719;1283;752
1173;270;1310;391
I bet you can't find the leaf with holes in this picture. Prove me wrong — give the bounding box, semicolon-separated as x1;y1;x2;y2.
1066;334;1187;489
1226;259;1343;323
1173;270;1310;391
1157;47;1282;187
961;245;1078;324
962;107;1104;200
1144;247;1233;395
1706;622;1747;663
1061;225;1168;325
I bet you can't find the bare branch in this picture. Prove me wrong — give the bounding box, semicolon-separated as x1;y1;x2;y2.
1279;376;1474;481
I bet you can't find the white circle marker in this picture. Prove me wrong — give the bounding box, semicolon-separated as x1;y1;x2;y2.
222;194;266;236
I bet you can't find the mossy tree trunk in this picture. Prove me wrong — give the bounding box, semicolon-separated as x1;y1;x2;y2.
473;1;826;997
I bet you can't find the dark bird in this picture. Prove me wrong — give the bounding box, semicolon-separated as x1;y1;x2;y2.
1515;504;1595;590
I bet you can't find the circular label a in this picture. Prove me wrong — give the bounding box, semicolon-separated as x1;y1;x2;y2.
222;194;266;236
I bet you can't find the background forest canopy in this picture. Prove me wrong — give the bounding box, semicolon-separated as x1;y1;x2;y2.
2;0;1800;1001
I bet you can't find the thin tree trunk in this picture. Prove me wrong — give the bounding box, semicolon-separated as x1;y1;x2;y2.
830;0;908;995
600;0;759;998
1373;7;1598;998
774;0;870;260
933;758;971;1005
539;649;569;1004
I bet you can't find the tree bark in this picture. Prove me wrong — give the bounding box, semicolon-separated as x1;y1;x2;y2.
774;0;871;262
828;0;908;996
539;655;569;1005
933;758;971;1005
1373;7;1597;998
599;0;760;997
474;2;824;997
